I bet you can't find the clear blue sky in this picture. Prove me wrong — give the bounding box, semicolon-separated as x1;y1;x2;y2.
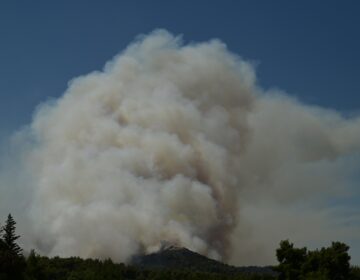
0;0;360;136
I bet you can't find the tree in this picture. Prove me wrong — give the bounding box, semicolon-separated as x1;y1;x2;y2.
321;242;350;279
25;250;46;280
276;240;307;280
275;240;351;280
1;214;22;256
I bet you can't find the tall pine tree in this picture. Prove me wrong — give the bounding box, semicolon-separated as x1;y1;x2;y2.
1;214;22;255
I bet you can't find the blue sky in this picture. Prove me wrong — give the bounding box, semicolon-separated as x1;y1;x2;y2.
1;0;360;135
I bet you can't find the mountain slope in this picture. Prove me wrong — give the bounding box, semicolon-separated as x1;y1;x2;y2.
131;246;276;276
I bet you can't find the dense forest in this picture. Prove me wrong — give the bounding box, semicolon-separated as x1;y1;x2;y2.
0;214;360;280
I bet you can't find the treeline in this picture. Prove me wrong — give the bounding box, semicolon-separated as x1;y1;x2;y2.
0;214;360;280
23;254;274;280
275;240;360;279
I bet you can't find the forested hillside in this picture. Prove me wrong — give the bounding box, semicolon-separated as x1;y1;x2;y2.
1;214;360;280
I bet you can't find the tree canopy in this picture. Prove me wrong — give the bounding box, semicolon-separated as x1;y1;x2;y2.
276;240;351;280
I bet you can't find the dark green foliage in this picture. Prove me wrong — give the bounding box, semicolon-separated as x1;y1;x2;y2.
276;240;351;280
276;240;307;279
25;250;46;280
1;214;22;256
13;246;359;280
350;266;360;280
0;249;26;280
0;214;25;280
20;254;275;280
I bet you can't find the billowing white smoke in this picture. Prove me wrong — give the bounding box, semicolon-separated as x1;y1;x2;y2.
7;30;360;264
28;30;255;262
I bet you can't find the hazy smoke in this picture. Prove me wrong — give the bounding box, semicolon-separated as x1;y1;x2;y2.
2;30;360;265
28;30;255;262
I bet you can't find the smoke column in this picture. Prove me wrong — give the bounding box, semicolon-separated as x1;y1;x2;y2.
28;30;255;261
7;30;360;264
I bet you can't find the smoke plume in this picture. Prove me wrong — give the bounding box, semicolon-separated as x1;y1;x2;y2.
1;30;360;265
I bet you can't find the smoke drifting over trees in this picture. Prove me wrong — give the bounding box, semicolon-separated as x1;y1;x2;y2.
0;30;360;265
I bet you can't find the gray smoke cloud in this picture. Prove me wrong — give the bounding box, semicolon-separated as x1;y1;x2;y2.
1;30;360;265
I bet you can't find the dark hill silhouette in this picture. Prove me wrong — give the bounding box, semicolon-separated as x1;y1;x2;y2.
131;245;276;277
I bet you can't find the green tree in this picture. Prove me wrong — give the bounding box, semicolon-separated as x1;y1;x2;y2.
0;214;25;280
25;250;46;280
1;214;22;256
276;240;307;280
321;242;350;279
276;240;351;280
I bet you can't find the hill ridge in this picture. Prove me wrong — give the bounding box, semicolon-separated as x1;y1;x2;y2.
131;246;276;276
